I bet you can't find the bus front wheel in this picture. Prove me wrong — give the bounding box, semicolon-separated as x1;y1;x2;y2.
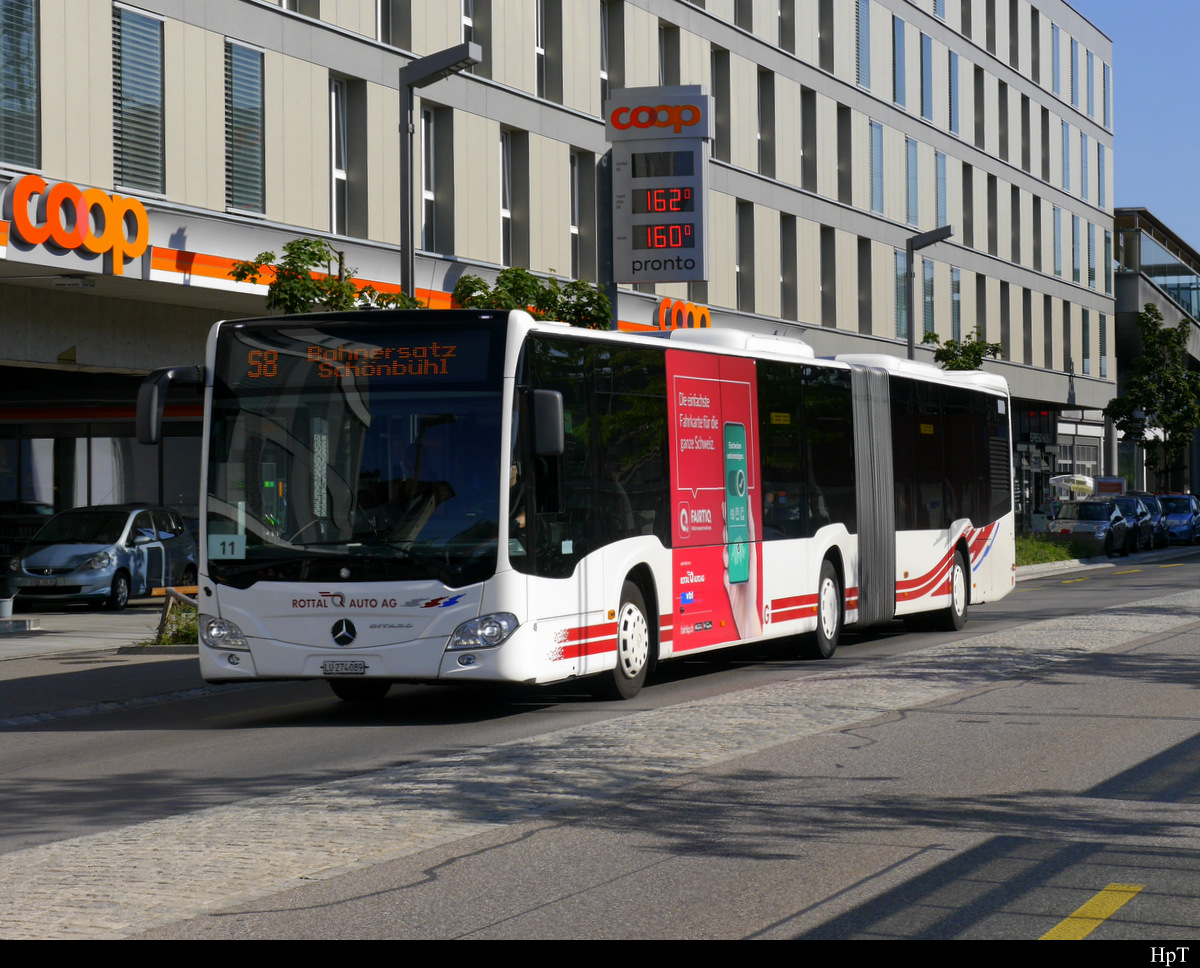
590;582;650;701
936;550;969;632
801;560;841;659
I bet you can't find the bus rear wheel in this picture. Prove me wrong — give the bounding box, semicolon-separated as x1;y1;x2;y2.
936;550;969;631
329;679;391;702
590;581;650;700
800;560;840;659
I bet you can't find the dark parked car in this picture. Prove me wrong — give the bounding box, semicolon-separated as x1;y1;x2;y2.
1157;494;1200;545
8;505;197;609
1047;499;1128;558
1113;496;1154;553
1127;491;1168;549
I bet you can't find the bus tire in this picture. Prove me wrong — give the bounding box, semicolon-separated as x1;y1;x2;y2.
329;679;391;702
936;550;969;631
801;560;841;659
590;581;650;700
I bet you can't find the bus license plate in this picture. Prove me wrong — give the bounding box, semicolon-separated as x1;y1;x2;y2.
321;660;366;676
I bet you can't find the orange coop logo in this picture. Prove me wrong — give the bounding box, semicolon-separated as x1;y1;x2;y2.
3;174;150;275
657;296;711;330
609;103;703;134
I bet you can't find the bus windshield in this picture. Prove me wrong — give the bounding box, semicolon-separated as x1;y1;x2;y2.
207;315;506;589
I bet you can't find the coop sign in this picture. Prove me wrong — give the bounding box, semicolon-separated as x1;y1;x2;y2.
3;174;150;275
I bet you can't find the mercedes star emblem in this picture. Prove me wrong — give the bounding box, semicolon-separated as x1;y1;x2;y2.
331;619;357;646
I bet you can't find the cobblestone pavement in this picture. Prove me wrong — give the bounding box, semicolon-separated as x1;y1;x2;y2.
2;589;1198;939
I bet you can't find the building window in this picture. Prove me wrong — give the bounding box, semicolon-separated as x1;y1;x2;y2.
758;68;774;178
1098;144;1106;208
0;0;38;168
781;214;798;320
893;16;905;108
1061;120;1070;191
923;257;934;335
1104;230;1113;293
1070;38;1078;107
535;0;547;96
894;249;907;339
1081;132;1090;202
934;0;945;17
870;121;883;214
951;267;961;342
1103;62;1111;128
330;79;348;234
920;33;932;121
660;20;680;87
599;0;610;103
737;200;755;314
1100;313;1107;378
856;0;870;89
711;46;730;164
1088;221;1096;288
1082;309;1090;374
421;108;435;249
225;42;264;214
462;0;474;45
377;0;408;47
936;151;946;226
780;0;796;53
1053;206;1062;277
906;137;918;227
113;6;164;193
569;151;579;278
948;51;958;135
500;129;513;266
1087;50;1095;117
1051;24;1060;96
1072;214;1080;283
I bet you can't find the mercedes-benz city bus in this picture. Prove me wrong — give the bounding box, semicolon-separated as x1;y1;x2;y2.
137;309;1014;701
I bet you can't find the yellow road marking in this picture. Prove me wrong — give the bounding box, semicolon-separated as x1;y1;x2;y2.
1160;563;1185;569
1062;577;1090;583
1040;883;1144;940
1113;569;1141;575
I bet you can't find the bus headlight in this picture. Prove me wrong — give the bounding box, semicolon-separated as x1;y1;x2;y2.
200;615;250;651
446;612;518;651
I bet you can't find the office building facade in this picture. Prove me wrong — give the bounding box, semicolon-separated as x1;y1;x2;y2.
0;0;1114;543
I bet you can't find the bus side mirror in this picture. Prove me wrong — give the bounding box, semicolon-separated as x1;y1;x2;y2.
532;389;564;457
136;365;205;445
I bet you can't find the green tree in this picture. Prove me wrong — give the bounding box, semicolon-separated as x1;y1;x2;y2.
922;327;1003;370
1104;303;1200;490
229;237;420;313
452;267;612;329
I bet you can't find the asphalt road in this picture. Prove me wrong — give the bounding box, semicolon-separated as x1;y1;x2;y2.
2;551;1200;939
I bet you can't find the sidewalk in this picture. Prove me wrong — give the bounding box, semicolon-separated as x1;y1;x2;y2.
0;600;187;662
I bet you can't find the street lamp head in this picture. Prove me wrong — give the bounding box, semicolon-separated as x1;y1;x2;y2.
401;42;483;89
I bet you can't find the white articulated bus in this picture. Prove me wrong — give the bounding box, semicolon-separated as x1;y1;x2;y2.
137;309;1014;701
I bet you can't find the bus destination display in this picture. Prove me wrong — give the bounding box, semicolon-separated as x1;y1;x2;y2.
226;328;492;387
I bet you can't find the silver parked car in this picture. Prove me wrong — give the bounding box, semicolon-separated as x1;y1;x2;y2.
1047;499;1128;558
9;505;197;609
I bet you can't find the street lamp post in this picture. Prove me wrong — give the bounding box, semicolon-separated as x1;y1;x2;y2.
399;42;481;302
906;224;954;360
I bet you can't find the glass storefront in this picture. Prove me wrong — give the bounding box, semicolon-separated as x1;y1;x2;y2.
0;368;200;553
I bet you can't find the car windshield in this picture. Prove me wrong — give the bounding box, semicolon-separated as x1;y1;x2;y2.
1160;498;1193;514
29;511;128;546
1058;503;1109;522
